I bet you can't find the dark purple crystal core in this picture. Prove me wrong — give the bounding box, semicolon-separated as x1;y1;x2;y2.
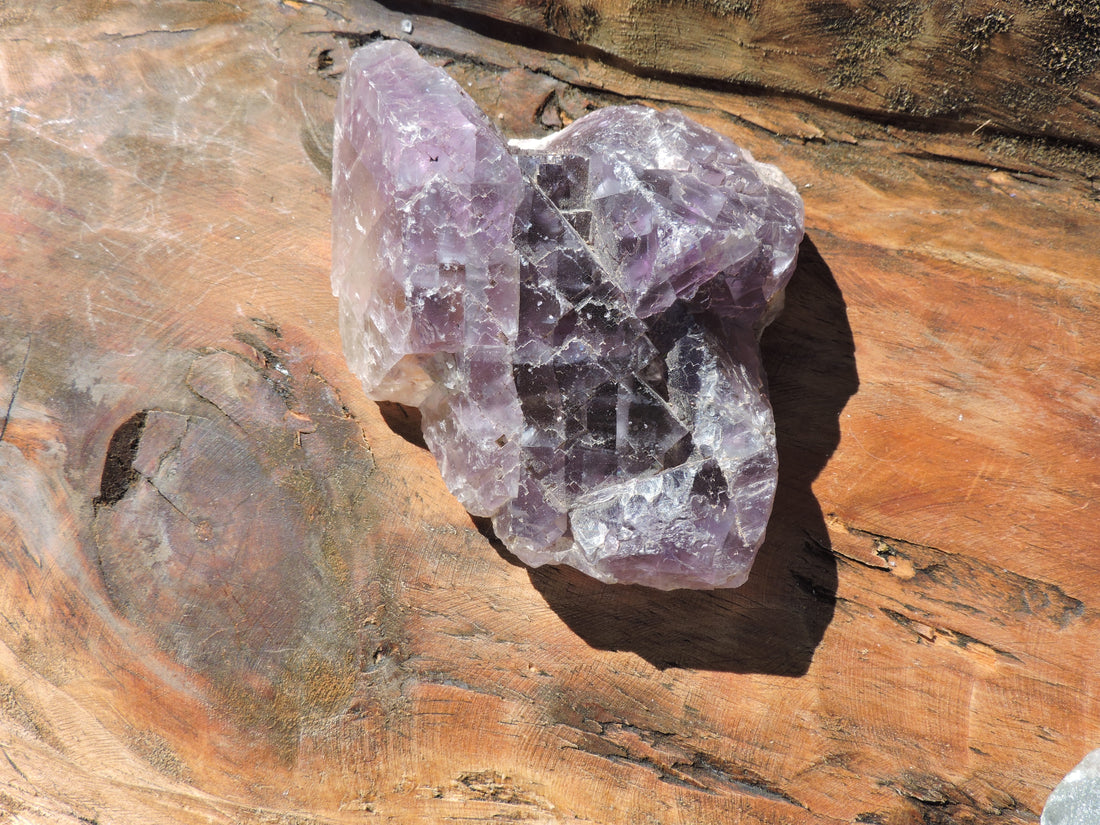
332;41;804;589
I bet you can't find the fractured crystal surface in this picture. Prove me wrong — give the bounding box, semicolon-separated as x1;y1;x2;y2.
332;40;805;589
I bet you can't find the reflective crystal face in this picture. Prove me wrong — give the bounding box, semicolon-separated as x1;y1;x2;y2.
332;40;804;589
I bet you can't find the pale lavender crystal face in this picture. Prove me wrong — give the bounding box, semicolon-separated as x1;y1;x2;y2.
332;40;804;590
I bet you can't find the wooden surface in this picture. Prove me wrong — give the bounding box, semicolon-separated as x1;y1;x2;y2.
0;1;1098;822
411;0;1100;147
424;0;1100;145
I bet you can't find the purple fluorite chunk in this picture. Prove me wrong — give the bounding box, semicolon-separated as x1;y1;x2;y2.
332;40;804;589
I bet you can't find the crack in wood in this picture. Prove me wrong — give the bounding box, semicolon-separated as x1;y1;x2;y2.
100;27;201;41
0;338;31;445
562;717;807;806
877;770;1031;824
0;746;29;784
825;519;1088;629
898;147;1061;179
879;608;1021;663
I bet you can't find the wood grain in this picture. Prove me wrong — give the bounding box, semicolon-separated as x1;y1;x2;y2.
0;0;1097;822
412;0;1100;148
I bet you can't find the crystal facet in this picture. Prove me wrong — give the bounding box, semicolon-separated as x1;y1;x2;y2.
332;40;804;589
1042;749;1100;825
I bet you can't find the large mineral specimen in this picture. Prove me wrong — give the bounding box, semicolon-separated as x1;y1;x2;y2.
1042;749;1100;825
332;40;804;590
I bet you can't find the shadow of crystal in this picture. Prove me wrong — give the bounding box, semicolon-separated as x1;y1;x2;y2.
499;235;858;675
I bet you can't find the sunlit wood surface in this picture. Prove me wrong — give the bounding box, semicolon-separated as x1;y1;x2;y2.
0;1;1097;822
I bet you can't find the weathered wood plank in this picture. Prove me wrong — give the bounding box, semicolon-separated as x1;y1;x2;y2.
0;0;1097;823
416;0;1100;147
